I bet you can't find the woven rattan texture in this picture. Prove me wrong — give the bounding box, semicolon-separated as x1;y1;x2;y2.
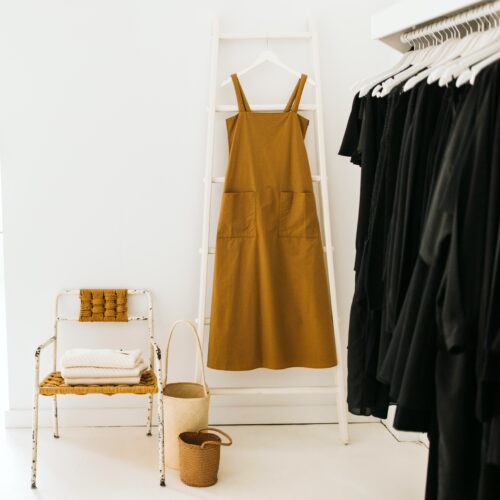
79;289;128;322
179;432;221;487
38;369;157;395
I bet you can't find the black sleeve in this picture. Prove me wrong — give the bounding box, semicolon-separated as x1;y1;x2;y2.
339;94;363;166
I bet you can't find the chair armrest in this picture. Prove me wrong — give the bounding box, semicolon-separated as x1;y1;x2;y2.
149;338;163;391
34;336;56;387
35;336;56;358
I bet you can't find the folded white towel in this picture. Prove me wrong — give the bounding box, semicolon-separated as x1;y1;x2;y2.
61;348;143;369
65;376;142;385
62;358;147;380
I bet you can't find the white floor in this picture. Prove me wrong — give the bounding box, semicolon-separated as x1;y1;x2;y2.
0;423;427;500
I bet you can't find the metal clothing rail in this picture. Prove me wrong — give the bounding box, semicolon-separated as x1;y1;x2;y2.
402;0;500;45
195;17;349;444
372;0;500;51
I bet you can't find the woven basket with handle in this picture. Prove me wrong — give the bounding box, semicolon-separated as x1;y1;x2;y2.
178;427;232;487
163;320;210;469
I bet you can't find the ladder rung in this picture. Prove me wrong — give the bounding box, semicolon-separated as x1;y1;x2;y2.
196;317;210;326
218;32;312;40
210;385;338;395
200;245;332;255
211;175;321;184
215;104;316;112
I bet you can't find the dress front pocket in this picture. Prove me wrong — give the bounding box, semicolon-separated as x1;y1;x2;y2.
279;191;319;238
217;191;256;238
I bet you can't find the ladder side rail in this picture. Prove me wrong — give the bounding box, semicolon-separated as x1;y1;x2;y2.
195;17;220;382
309;16;349;444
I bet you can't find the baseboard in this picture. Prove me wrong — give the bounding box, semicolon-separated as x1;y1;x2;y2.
4;405;377;428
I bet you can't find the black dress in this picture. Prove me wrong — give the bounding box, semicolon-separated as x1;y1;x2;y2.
432;62;500;500
340;60;500;500
378;86;469;432
339;92;390;418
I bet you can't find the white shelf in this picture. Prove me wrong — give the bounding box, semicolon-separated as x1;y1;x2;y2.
371;0;485;51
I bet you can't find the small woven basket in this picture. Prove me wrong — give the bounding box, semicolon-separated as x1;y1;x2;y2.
178;427;232;487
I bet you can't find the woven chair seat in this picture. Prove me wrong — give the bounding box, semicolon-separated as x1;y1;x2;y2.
38;369;157;396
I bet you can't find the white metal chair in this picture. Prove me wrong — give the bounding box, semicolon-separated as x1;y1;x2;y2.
31;289;165;488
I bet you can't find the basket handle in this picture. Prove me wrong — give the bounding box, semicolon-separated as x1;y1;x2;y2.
199;427;233;449
163;319;208;395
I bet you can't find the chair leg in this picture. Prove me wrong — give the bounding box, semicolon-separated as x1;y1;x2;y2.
52;395;59;438
146;393;153;436
31;392;39;488
157;393;165;486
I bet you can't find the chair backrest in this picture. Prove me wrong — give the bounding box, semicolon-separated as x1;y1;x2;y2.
49;289;156;371
79;289;129;322
54;289;153;328
53;289;155;369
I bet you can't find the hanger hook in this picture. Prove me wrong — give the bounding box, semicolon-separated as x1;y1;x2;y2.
432;22;440;44
471;11;478;32
486;5;494;30
488;4;498;27
465;12;473;35
429;25;436;45
483;7;490;31
408;33;416;50
432;31;441;45
426;31;434;47
414;31;420;50
476;11;484;32
409;33;416;50
459;13;466;36
419;30;426;49
450;19;457;38
443;22;450;42
444;24;452;41
436;24;444;44
493;5;500;27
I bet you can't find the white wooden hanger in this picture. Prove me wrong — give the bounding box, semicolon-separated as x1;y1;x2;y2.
405;23;467;89
221;47;316;87
455;36;500;85
403;28;458;92
369;2;500;97
455;7;500;86
427;20;481;84
353;33;417;97
376;12;464;95
372;30;440;97
468;48;500;83
443;30;500;85
377;32;441;97
440;7;500;86
403;18;483;91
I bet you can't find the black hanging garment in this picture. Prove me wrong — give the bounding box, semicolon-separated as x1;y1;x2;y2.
339;93;389;418
340;60;500;500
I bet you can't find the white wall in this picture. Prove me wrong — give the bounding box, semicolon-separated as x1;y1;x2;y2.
0;0;398;427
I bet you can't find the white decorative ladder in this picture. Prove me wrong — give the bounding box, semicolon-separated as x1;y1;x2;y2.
195;16;349;444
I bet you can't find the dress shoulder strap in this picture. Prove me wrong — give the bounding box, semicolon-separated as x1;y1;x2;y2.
231;74;251;112
284;74;308;113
